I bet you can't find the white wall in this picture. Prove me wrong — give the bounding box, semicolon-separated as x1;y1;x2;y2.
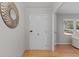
0;3;26;57
23;8;29;50
56;13;79;44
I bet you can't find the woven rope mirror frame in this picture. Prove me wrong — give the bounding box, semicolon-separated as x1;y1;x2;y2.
0;2;19;28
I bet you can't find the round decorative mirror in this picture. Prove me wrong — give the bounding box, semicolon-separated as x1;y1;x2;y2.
0;2;19;28
10;9;16;20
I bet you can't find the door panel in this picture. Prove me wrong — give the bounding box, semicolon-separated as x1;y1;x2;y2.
29;14;51;50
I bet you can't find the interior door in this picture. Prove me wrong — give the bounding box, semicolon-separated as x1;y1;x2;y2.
29;14;52;50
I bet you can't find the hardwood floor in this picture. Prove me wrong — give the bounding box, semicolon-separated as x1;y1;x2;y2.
22;44;79;57
22;50;53;57
56;44;79;57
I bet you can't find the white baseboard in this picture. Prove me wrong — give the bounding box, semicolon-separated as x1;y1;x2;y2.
56;43;72;45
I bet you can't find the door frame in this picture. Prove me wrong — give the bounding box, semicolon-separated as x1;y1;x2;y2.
52;2;64;51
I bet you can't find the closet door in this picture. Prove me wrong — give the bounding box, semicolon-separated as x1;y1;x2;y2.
29;14;52;50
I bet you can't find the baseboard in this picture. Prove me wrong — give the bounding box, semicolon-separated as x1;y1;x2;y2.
25;48;52;51
24;50;52;51
56;43;72;45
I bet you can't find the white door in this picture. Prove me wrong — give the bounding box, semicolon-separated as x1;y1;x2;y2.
29;14;52;50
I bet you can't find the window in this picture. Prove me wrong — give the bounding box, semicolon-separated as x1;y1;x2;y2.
76;20;79;30
75;20;79;36
64;19;79;35
64;20;73;34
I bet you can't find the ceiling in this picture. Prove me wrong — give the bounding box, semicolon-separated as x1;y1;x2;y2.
22;2;57;8
57;2;79;14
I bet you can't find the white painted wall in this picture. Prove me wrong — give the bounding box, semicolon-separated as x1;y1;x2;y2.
56;13;79;44
23;8;29;50
0;3;26;57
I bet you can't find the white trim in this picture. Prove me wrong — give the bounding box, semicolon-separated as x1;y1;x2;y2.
52;2;64;51
53;2;64;13
56;43;72;45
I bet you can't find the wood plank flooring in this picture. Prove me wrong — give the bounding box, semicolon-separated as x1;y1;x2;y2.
22;44;79;57
56;44;79;57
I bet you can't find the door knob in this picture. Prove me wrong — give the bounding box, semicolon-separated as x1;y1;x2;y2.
30;30;33;32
